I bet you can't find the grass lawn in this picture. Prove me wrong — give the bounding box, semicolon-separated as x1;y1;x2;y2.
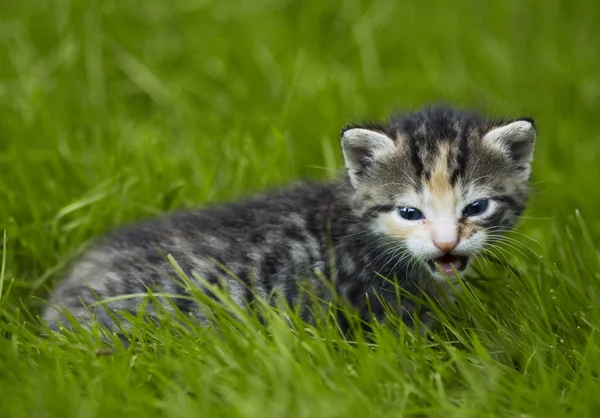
2;0;600;416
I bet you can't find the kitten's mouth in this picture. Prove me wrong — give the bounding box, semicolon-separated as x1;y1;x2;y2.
427;255;469;276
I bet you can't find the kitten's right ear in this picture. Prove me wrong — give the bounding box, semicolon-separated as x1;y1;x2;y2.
341;127;395;188
483;119;537;179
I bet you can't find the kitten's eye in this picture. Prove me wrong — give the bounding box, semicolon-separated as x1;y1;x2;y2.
463;199;490;217
398;207;424;221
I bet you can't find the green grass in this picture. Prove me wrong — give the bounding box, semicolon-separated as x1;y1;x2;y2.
2;0;600;416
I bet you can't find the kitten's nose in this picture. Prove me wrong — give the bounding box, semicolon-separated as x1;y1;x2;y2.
434;240;457;254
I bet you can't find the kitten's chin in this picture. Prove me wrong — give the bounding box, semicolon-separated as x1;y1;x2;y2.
426;255;470;280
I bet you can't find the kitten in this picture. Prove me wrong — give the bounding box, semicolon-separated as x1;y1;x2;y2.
42;106;536;333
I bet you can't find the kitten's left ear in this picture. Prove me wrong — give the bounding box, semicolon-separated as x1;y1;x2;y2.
483;119;537;178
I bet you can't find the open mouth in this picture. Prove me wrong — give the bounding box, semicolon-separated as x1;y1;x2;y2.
427;255;469;276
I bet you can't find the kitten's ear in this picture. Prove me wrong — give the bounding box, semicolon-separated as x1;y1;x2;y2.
341;127;395;188
483;119;536;178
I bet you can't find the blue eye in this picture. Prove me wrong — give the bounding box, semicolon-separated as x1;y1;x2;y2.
463;199;490;217
398;207;424;221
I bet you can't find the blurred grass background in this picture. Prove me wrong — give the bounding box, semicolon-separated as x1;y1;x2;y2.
1;0;600;416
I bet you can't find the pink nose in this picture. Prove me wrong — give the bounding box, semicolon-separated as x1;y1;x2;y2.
434;241;457;253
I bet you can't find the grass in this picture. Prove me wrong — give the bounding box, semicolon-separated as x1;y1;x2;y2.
1;0;600;416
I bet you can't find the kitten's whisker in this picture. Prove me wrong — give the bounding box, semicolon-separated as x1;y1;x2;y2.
356;240;404;277
486;234;537;252
487;238;535;261
365;246;410;290
368;243;406;269
486;227;541;246
482;243;514;264
378;246;411;274
487;234;540;255
361;245;402;272
387;253;414;282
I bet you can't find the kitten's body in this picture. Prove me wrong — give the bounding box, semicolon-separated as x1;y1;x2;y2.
43;106;537;332
43;180;428;330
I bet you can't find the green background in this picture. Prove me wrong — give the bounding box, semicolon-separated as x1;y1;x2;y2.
1;0;600;416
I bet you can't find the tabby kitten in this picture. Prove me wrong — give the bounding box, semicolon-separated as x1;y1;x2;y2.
43;106;536;332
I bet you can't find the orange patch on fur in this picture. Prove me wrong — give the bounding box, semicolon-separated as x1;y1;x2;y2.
378;212;429;240
459;222;478;239
426;143;456;213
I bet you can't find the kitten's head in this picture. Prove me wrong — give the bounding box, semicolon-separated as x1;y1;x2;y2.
341;106;536;280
